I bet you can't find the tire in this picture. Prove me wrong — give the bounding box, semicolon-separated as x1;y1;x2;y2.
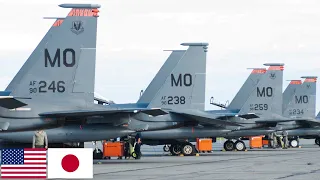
182;144;194;156
315;138;320;145
224;140;234;151
290;139;299;148
163;145;170;152
169;144;181;155
93;149;103;159
234;140;246;151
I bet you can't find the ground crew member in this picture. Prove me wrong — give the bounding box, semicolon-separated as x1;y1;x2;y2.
123;136;131;159
282;130;288;149
275;132;283;148
32;130;48;149
269;133;275;148
272;132;278;148
135;132;142;159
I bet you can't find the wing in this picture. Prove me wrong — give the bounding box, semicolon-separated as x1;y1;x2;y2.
0;96;29;109
169;109;243;126
39;108;168;118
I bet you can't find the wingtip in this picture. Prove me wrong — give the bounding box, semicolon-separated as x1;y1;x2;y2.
180;43;209;46
59;3;101;8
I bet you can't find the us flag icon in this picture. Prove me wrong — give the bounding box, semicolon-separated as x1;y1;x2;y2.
47;148;93;179
0;148;47;179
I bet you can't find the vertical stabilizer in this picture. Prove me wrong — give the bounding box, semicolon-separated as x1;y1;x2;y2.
137;50;186;104
283;76;317;118
3;4;100;112
238;63;284;116
146;43;208;110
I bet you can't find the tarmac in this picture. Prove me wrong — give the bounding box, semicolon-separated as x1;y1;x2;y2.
91;139;320;180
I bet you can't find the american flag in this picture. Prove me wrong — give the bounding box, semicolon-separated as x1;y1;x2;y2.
1;148;47;179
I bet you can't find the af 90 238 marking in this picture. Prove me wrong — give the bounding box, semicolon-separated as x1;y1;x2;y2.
161;96;186;105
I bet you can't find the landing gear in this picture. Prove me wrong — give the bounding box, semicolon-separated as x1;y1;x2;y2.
289;139;298;148
181;143;196;156
169;144;181;155
289;137;299;148
169;143;196;156
163;145;170;152
224;140;246;151
234;140;246;151
92;141;103;159
315;138;320;146
224;140;234;151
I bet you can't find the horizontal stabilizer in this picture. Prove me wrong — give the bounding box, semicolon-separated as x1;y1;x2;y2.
0;96;28;109
236;113;260;119
295;118;320;127
39;108;168;118
94;97;115;105
169;109;243;126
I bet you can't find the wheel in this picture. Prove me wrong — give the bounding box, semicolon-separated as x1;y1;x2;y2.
315;138;320;145
224;140;234;151
290;139;299;148
163;145;170;152
169;144;181;155
234;140;246;151
93;149;103;159
182;144;194;156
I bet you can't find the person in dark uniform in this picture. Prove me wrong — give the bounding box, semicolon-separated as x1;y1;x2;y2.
135;132;142;159
123;136;131;159
282;130;288;149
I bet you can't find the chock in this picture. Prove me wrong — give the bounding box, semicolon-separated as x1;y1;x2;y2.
179;154;184;156
196;153;200;156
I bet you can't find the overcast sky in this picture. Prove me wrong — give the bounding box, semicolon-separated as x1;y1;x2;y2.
0;0;320;112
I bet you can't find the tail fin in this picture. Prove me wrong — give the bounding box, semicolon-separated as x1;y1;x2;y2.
4;4;100;108
145;43;208;110
137;50;186;105
227;68;266;110
283;76;317;118
238;63;284;116
282;80;302;112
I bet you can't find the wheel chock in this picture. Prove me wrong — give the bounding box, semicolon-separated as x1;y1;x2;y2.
179;154;184;156
97;162;102;164
245;149;248;152
196;153;200;156
299;146;302;148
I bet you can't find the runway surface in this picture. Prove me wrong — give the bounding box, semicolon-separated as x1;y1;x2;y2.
91;139;320;180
